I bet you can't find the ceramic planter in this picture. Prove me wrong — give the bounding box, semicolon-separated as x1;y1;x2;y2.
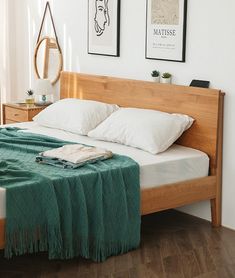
25;95;35;104
161;77;172;84
152;76;160;82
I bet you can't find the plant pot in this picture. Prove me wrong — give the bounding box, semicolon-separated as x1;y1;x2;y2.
161;77;172;84
152;76;160;82
25;96;35;105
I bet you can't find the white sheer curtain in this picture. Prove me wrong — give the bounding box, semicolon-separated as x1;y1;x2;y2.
0;0;12;122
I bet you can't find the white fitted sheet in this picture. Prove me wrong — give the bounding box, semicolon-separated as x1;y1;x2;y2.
0;122;209;218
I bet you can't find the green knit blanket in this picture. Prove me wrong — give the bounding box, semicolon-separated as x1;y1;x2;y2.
0;128;140;262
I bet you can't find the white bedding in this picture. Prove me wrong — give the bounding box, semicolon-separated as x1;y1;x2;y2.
0;122;209;218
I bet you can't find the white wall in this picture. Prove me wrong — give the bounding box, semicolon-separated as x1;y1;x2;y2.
9;0;235;228
0;0;17;105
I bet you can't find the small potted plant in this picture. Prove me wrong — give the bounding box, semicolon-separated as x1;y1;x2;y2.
151;70;160;82
161;72;172;84
25;89;35;105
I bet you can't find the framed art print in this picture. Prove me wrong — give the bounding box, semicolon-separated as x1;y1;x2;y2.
145;0;187;62
88;0;120;57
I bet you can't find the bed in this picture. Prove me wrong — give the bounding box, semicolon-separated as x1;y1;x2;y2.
0;71;224;253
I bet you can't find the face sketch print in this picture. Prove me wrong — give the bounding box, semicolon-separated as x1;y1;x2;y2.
94;0;110;36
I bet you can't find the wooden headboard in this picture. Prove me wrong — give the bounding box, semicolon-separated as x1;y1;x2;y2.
60;71;224;175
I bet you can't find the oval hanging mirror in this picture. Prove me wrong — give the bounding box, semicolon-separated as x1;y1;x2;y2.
34;36;63;85
34;2;63;85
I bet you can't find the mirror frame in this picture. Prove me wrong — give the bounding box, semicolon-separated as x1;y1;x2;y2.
34;36;63;85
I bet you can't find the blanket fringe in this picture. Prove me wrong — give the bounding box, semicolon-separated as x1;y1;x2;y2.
4;225;62;259
5;225;140;262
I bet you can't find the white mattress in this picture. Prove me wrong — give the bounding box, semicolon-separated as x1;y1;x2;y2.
0;122;209;218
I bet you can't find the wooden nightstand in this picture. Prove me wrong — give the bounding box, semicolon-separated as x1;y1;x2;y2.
2;103;48;125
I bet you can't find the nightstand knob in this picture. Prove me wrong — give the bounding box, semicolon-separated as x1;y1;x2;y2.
14;114;19;117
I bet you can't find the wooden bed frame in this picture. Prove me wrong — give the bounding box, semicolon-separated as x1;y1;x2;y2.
0;71;224;250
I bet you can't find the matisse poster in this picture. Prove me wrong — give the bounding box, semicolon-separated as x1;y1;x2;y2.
146;0;187;62
88;0;120;57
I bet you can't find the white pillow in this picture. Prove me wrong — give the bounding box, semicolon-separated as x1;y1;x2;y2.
88;108;194;154
33;98;119;135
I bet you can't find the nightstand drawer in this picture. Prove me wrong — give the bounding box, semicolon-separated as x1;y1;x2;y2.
3;103;48;125
5;106;28;122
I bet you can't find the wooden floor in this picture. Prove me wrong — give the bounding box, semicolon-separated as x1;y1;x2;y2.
1;210;235;278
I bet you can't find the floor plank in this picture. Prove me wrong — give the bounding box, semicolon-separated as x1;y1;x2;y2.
1;210;235;278
194;246;215;273
180;250;201;278
163;255;184;278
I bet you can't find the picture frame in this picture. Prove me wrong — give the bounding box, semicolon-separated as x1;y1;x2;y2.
88;0;120;57
145;0;187;62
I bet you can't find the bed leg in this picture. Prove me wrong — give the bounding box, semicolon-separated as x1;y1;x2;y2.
210;93;224;228
210;198;221;227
